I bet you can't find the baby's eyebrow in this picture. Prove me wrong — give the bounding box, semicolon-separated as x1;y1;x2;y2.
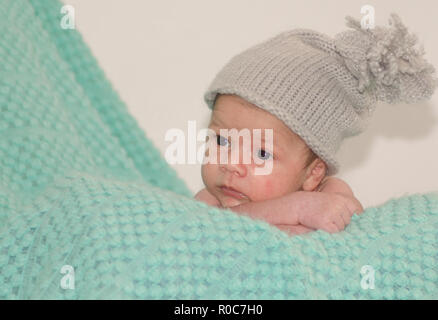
259;135;283;153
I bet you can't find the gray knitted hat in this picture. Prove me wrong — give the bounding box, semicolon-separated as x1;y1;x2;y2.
203;13;438;176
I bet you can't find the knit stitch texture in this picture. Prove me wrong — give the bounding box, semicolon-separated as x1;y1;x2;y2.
0;0;437;299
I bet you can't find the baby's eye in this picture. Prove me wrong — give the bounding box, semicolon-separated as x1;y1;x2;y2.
257;149;272;160
216;134;229;147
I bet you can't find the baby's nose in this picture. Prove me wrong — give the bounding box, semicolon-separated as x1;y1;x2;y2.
221;160;247;177
220;142;251;176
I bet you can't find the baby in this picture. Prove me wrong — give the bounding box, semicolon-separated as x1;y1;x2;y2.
193;13;436;236
195;93;363;235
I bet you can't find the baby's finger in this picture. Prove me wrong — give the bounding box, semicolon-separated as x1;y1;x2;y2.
341;210;351;227
324;222;340;233
330;215;345;232
343;197;363;215
340;203;352;226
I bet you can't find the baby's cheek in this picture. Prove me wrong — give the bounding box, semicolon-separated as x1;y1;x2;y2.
253;178;277;200
201;163;216;187
263;179;273;192
254;174;295;201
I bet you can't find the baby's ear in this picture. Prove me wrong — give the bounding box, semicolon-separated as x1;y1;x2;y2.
302;159;327;191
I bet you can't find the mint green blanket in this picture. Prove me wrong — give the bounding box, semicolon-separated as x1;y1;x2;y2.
1;0;437;299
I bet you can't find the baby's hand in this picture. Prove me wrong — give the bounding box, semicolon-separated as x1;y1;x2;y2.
296;192;357;233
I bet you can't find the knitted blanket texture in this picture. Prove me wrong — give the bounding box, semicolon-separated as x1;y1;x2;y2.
0;0;437;299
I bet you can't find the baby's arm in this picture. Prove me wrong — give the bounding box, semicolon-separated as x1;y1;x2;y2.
194;188;302;225
229;178;362;234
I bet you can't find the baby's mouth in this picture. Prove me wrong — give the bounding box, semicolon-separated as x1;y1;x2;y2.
219;186;249;200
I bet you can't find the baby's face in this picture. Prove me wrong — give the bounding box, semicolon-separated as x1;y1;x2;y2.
201;94;312;208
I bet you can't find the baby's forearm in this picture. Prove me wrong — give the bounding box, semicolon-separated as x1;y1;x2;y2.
228;189;359;232
228;192;304;225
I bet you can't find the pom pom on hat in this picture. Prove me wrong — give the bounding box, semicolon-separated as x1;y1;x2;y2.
334;13;438;104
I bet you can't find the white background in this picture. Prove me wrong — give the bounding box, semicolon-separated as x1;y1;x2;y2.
64;0;438;208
